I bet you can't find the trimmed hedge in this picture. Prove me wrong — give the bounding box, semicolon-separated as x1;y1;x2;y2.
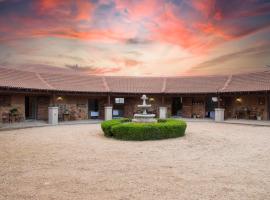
101;118;130;137
101;118;187;141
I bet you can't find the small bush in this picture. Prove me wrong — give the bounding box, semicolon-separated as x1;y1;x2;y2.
101;118;130;137
101;119;187;141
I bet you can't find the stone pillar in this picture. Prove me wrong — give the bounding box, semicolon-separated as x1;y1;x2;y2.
215;108;225;122
159;107;167;119
105;106;113;121
48;106;58;125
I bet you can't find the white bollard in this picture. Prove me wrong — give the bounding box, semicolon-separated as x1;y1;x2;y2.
159;107;167;119
105;106;113;121
48;107;59;125
215;108;225;122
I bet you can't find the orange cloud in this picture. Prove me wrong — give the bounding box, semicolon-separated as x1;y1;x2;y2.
87;67;122;75
112;58;142;68
195;22;230;39
75;0;94;21
148;4;206;53
39;0;59;10
32;28;130;42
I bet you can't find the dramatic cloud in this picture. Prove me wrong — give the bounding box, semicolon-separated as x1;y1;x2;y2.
0;0;269;75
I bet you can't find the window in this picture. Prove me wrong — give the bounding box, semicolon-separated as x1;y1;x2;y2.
0;95;11;106
115;98;124;104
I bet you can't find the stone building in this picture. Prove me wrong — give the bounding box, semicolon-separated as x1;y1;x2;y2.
0;67;270;123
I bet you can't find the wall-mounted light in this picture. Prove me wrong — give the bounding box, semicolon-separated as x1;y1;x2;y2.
149;97;155;102
212;97;218;102
56;96;63;101
236;97;242;103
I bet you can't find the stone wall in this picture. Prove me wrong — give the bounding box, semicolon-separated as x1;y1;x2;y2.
54;95;107;120
181;97;205;118
55;96;88;121
0;94;25;123
191;97;205;118
37;96;50;120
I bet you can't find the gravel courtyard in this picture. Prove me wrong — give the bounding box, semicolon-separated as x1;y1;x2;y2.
0;122;270;200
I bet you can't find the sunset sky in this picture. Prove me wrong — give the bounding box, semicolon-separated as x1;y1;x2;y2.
0;0;270;76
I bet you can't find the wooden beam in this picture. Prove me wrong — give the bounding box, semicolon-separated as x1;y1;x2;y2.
217;94;221;108
107;94;111;106
161;95;165;105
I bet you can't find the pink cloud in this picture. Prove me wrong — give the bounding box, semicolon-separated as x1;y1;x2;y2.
191;0;216;17
114;0;161;20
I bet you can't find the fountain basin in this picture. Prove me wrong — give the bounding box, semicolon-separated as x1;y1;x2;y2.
132;114;157;123
132;118;157;123
137;104;151;108
134;114;155;118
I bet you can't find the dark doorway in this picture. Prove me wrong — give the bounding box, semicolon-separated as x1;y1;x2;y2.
25;96;37;119
205;97;217;118
113;98;125;118
267;96;270;120
172;97;183;116
88;99;99;119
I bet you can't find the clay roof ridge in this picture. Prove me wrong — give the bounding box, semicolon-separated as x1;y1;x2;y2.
35;72;54;90
102;76;110;92
219;75;232;92
161;77;167;92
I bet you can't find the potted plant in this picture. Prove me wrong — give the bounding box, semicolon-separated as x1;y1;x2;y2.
9;108;18;123
9;108;18;116
257;109;264;120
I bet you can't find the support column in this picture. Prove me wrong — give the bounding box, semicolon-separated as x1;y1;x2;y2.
215;108;225;122
105;93;112;121
159;106;167;119
48;106;58;125
105;106;113;121
215;94;225;122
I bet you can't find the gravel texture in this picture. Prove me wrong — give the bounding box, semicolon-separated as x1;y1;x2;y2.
0;122;270;200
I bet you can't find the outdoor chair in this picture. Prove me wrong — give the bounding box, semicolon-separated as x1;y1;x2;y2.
2;112;10;123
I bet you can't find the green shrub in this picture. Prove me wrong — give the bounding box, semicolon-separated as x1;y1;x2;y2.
101;118;130;137
101;119;187;141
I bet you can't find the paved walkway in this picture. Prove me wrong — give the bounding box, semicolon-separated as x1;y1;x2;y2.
0;119;102;131
174;117;270;126
224;119;270;126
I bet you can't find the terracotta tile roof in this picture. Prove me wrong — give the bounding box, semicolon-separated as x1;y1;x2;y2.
39;73;108;92
165;75;229;93
0;67;51;90
105;76;164;93
0;66;270;94
221;70;270;92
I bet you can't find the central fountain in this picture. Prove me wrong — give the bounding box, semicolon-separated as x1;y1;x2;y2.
132;94;157;123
